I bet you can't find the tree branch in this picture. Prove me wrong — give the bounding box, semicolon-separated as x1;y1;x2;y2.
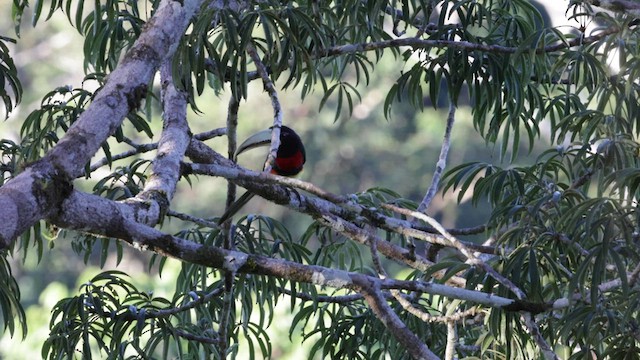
0;0;204;248
416;103;456;214
318;26;620;57
246;43;282;173
583;0;640;16
218;95;240;355
136;61;191;215
384;204;526;300
354;277;440;360
48;190;525;311
89;128;225;172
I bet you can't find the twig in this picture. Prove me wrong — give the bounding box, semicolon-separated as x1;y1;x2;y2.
174;329;220;344
193;127;227;141
166;210;219;228
318;26;620;57
378;2;442;36
279;287;364;304
218;96;240;355
149;287;224;319
245;43;282;173
416;102;456;214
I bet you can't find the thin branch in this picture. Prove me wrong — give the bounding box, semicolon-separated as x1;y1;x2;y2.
318;26;620;57
218;96;240;355
278;287;364;304
367;228;388;277
629;262;640;287
223;96;240;222
405;223;487;236
393;289;479;324
416;103;456;214
317;212;466;287
149;287;224;319
89;146;152;172
245;43;282;173
570;168;594;189
174;329;220;344
521;312;559;360
384;203;526;300
89;128;225;172
166;209;219;228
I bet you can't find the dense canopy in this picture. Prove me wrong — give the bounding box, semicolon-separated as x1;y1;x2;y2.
2;0;640;359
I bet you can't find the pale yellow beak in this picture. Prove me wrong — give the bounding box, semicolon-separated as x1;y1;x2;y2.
234;129;273;161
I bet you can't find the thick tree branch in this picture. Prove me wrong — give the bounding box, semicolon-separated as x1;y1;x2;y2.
47;189;530;311
0;0;204;248
134;60;191;223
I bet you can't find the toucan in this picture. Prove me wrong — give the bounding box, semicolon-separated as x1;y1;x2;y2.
218;125;306;225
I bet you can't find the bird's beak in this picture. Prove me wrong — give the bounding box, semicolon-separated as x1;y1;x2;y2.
234;129;273;160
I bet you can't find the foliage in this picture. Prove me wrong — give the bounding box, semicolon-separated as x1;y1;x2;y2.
0;35;22;120
2;0;640;359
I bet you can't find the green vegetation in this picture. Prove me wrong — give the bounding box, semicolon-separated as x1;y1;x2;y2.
1;0;640;359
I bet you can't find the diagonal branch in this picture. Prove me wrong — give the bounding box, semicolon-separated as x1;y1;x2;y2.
416;102;456;214
0;0;204;248
384;203;526;300
354;277;440;360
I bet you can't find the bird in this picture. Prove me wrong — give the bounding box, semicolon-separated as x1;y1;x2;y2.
217;125;306;225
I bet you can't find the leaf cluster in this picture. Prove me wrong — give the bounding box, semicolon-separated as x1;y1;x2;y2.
4;0;640;358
